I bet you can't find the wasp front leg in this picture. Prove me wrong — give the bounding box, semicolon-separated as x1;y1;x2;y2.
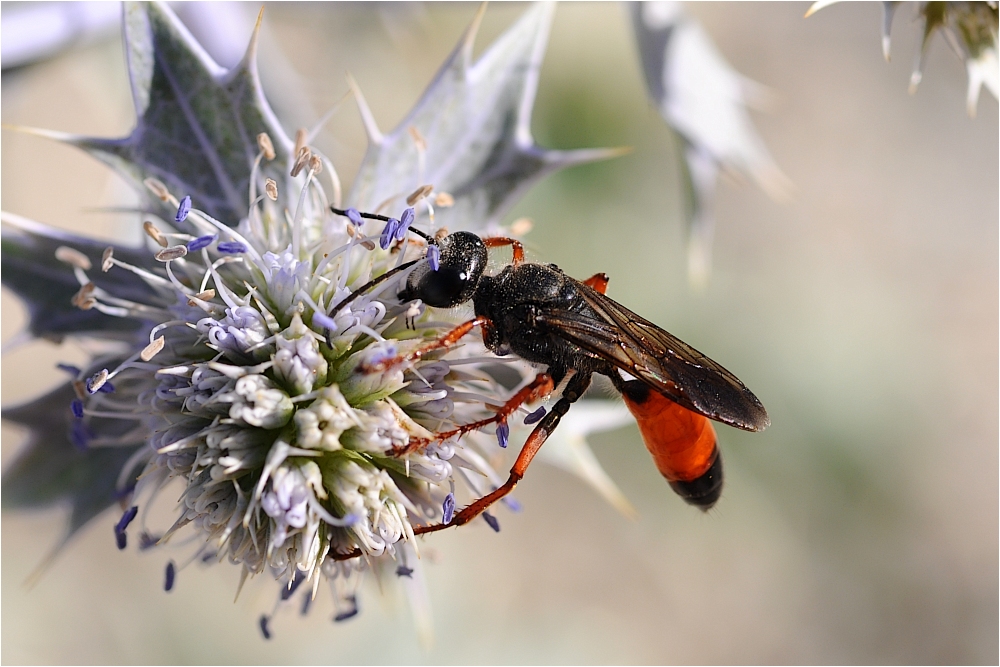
362;315;496;373
483;236;525;264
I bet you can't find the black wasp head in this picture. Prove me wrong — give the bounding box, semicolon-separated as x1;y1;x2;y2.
399;231;487;308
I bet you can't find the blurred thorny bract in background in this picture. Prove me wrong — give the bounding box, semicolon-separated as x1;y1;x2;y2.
632;1;792;288
2;2;997;664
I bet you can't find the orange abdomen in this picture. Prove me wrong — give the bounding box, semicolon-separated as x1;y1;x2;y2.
622;382;723;509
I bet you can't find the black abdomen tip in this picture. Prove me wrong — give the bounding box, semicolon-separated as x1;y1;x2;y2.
668;451;724;511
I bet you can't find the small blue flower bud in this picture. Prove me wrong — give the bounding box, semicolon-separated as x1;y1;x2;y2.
186;234;217;252
175;196;192;222
482;512;500;532
71;399;84;419
442;493;456;524
427;244;440;271
524;405;546;424
217;241;248;254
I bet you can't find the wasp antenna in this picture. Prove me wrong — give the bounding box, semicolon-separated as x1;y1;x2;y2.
326;259;420;316
330;206;390;223
407;227;435;243
330;206;435;243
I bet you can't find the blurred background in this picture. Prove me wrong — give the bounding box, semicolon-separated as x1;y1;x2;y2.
2;2;996;663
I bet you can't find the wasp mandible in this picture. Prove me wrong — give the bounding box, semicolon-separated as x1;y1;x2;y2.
330;206;769;534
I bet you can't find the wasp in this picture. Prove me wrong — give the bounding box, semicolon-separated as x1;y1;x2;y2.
330;207;769;535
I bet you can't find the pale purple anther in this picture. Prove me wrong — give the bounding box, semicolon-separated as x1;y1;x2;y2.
114;505;139;550
187;234;217;252
175;196;192;222
524;405;546;424
164;561;176;591
442;493;456;523
312;312;337;332
380;219;399;249
482;512;500;532
496;421;510;448
345;207;363;226
217;241;247;254
427;244;440;271
396;208;415;240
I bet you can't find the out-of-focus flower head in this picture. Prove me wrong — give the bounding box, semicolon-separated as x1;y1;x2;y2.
807;1;999;117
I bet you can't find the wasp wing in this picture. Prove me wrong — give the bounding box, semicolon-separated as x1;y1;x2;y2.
535;282;769;432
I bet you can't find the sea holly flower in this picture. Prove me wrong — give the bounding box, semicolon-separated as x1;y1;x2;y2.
0;2;635;639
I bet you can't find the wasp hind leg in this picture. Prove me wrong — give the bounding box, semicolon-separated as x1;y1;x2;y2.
413;370;591;535
389;372;555;457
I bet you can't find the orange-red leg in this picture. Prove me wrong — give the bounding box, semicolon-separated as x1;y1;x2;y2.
363;315;494;373
484;236;525;264
583;272;609;294
412;390;577;535
389;373;554;457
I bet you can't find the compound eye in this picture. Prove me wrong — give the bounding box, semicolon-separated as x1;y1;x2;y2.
417;266;472;307
400;232;487;308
